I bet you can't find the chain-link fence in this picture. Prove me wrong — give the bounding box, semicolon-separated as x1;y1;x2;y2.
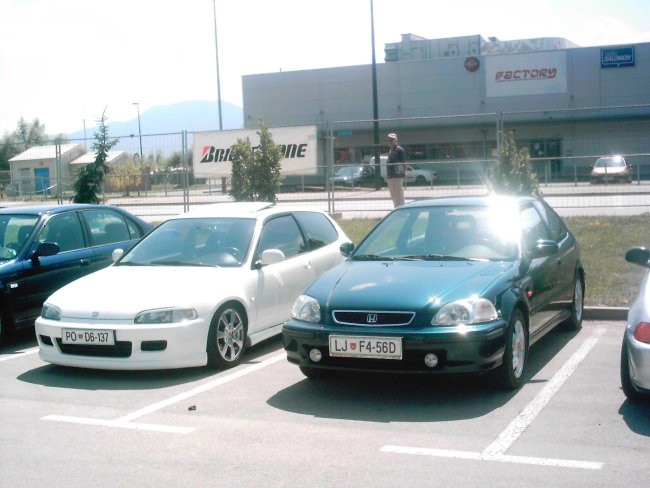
3;106;650;220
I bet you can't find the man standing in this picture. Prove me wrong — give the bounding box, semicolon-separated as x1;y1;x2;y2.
386;132;406;207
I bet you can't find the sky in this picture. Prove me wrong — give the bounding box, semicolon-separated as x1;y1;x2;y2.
1;0;650;136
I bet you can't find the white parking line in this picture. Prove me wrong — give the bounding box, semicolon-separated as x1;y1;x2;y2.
381;327;607;470
42;352;286;434
0;347;39;362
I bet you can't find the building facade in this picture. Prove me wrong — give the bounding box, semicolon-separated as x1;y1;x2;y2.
242;34;650;184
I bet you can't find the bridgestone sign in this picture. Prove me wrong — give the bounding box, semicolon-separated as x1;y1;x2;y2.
193;125;318;177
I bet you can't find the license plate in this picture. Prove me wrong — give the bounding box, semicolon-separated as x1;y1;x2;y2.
329;335;402;360
62;328;115;346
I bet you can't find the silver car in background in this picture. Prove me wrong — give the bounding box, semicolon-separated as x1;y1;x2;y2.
621;246;650;401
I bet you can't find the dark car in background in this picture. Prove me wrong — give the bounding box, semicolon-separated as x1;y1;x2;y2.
621;247;650;401
0;204;152;344
330;165;376;187
284;195;584;390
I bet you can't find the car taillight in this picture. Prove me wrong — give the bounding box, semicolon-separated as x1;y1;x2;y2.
633;322;650;344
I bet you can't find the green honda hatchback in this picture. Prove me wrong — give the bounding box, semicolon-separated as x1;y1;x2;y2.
283;195;585;390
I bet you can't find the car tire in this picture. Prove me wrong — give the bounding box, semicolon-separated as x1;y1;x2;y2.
415;175;427;186
563;276;584;331
494;309;528;390
299;365;331;379
0;314;7;346
620;337;644;401
207;303;247;369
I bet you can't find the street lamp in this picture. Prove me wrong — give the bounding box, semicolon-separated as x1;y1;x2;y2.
132;102;143;164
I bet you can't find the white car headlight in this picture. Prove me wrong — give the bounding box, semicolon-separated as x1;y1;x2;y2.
433;298;497;326
134;308;198;324
292;295;321;323
41;303;61;321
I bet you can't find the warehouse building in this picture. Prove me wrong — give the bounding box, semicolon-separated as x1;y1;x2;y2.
242;34;650;184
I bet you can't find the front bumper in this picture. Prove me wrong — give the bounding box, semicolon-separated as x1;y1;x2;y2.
282;319;508;375
35;317;211;370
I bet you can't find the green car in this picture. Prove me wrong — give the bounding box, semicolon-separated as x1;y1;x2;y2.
283;195;585;390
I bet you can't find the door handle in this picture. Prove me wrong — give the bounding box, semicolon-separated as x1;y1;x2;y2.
80;259;91;266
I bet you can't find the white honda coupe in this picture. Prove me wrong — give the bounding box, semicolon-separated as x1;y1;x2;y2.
36;202;351;370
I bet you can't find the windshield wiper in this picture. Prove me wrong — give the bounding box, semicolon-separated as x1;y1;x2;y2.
351;254;398;261
150;260;214;267
402;254;477;261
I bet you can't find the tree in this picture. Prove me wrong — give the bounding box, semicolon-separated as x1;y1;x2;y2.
110;163;143;197
488;131;540;197
229;122;282;202
15;118;48;150
72;109;118;203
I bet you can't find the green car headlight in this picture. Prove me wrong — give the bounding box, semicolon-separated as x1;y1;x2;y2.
134;308;197;324
291;295;321;323
433;298;497;326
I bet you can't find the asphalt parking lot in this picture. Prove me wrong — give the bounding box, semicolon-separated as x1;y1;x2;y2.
1;320;648;488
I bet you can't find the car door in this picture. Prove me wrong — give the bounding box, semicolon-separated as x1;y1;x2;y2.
520;204;565;336
10;211;93;327
81;208;146;269
251;215;317;332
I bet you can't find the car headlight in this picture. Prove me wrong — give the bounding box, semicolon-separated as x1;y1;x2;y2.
134;308;198;324
41;303;61;321
433;298;498;326
291;295;321;323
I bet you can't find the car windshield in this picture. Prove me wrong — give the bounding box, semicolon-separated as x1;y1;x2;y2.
595;156;626;168
353;200;520;261
118;217;256;267
0;214;38;261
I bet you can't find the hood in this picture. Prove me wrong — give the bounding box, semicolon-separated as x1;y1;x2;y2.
316;260;512;312
46;265;243;319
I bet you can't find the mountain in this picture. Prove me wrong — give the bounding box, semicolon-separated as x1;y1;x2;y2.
66;100;243;143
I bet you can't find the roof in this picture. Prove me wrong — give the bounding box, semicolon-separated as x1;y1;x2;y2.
8;144;85;162
178;202;277;219
69;150;128;165
402;194;537;208
0;203;123;216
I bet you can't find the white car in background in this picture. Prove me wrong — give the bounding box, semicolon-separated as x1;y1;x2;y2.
405;164;437;186
36;202;352;370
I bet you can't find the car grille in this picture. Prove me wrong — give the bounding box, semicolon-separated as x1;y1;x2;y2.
55;338;132;358
332;310;415;326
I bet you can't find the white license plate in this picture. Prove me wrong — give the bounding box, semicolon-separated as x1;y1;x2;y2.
329;335;402;360
62;328;115;346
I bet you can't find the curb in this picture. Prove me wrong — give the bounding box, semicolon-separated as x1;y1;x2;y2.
584;306;628;322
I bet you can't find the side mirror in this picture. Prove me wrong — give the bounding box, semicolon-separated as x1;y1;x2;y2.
112;248;125;263
259;248;285;266
530;239;559;258
31;242;60;264
340;241;355;257
625;247;650;268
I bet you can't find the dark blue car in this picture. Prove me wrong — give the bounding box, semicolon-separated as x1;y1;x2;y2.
0;204;152;344
283;195;585;390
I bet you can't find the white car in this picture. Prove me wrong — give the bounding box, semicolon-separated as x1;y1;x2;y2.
36;202;352;370
405;164;437;186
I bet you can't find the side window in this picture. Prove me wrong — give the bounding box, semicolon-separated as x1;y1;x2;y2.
520;205;550;249
533;200;567;241
38;213;85;252
83;210;130;246
292;211;339;251
258;216;306;259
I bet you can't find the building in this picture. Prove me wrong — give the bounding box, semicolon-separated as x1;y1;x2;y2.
242;34;650;184
8;146;129;196
8;144;85;195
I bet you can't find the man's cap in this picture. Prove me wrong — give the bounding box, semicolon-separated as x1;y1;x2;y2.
387;132;398;140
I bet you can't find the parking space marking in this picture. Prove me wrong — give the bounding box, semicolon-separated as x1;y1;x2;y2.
0;347;39;362
42;351;286;434
381;327;607;470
